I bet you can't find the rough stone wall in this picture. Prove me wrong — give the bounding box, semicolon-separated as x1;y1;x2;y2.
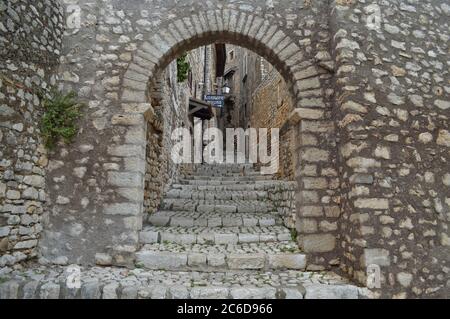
250;69;295;180
288;3;341;272
0;0;63;267
143;45;218;216
331;0;449;298
36;0;340;269
3;0;446;299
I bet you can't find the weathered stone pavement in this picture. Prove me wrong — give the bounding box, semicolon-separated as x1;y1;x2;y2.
0;164;366;299
131;164;364;298
0;266;369;299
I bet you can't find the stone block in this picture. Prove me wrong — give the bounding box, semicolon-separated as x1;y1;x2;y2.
139;230;159;244
227;253;265;269
303;178;328;189
301;234;336;253
259;217;276;226
135;251;187;270
0;281;19;299
40;282;61;299
268;254;306;270
169;285;190;299
190;287;229;299
301;148;329;163
111;114;143;126
301;206;323;217
104;203;141;216
230;287;277;299
238;233;260;243
222;217;242;226
362;248;390;267
150;285;168;299
207;217;222;227
171;216;194;227
215;205;237;213
283;288;304;299
22;281;39;299
149;214;170;226
13;239;38;249
102;282;119;299
297;218;317;233
81;281;101;299
95;253;113;266
215;233;238;244
107;172;143;187
354;198;389;210
188;253;207;267
208;254;226;267
243;218;258;227
107;145;144;158
121;286;138;299
304;284;358;299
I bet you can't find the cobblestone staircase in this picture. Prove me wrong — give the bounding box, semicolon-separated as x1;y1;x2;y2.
129;164;365;299
136;164;305;272
0;164;366;299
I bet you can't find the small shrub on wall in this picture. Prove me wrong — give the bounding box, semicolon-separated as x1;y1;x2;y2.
177;53;190;82
40;90;85;149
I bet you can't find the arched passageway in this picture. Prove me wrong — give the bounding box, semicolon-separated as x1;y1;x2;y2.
2;0;447;299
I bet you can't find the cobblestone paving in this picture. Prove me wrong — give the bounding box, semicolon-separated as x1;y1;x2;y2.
0;265;369;299
0;164;366;298
148;211;283;227
129;164;364;298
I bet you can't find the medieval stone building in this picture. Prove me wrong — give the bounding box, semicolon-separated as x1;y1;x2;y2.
0;0;449;299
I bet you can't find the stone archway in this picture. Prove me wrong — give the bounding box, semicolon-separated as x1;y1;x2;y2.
3;0;448;299
111;11;339;270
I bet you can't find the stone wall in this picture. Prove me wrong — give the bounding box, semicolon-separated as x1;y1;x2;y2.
250;69;295;180
0;0;64;268
331;0;449;298
143;45;218;216
37;0;336;269
1;0;447;298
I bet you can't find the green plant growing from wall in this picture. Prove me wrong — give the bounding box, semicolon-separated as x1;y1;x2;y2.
177;53;190;82
40;90;85;149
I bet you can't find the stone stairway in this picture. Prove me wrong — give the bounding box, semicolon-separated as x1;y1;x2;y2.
0;164;366;299
136;164;305;272
129;164;365;299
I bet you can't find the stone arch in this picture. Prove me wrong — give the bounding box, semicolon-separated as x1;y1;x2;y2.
120;10;318;109
113;10;337;268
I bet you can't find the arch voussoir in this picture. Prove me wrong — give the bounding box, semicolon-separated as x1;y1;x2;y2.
205;10;219;33
215;10;224;32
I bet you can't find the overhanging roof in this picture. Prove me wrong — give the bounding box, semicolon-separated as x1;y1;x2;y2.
189;97;213;120
224;66;237;78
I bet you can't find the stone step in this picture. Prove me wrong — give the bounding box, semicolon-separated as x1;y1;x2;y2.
140;225;292;244
161;198;274;213
135;242;306;271
177;179;288;186
147;211;283;227
0;267;364;299
164;189;268;200
186;171;266;177
191;164;255;171
170;182;296;191
186;175;273;181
